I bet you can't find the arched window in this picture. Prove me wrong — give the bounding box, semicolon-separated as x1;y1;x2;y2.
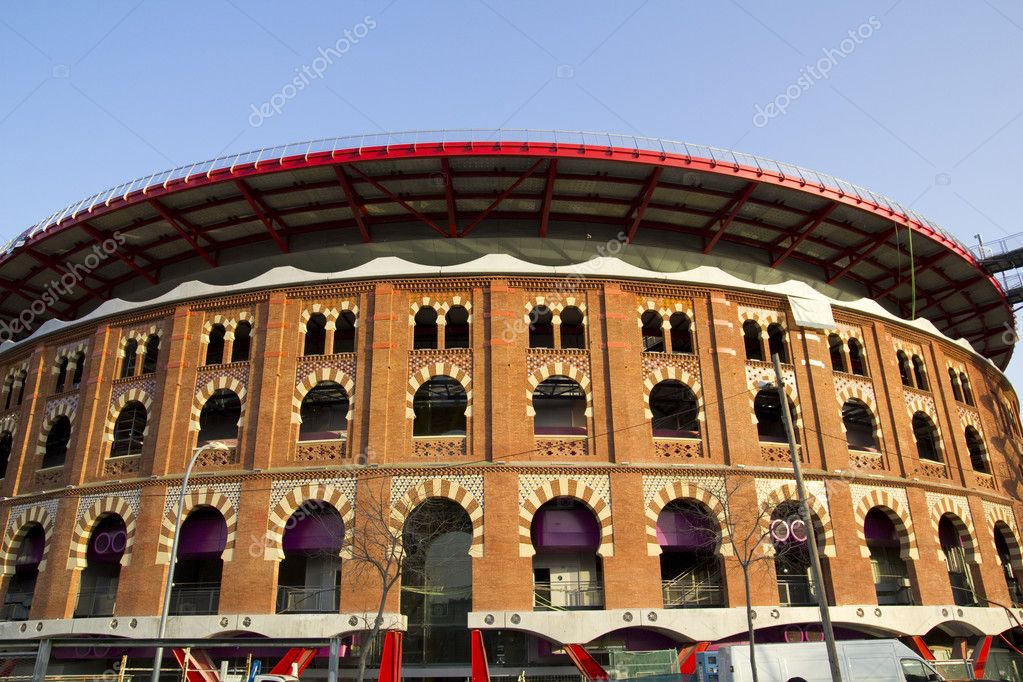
657;499;723;608
120;340;138;378
827;334;846;373
401;498;474;664
960;373;975;406
412;377;467;437
772;502;828;606
848;338;866;376
742;321;764;361
3;377;12;411
560;307;585;350
43;416;71;468
911;412;940;462
767;324;788;363
531;497;604;610
896;351;913;387
754;389;798;443
994;523;1023;607
964;426;988;473
528;307;555;349
911;355;928;390
842;400;878;452
304;314;327;356
649;380;699;438
948;368;963;402
640;311;664;352
15;371;26;406
170;507;226;615
413;307;438;350
71;352;85;389
445;306;470;349
334;311;356;353
864;508;912;605
55;357;69;392
0;431;12;479
299;383;349;441
938;515;977;606
231;321;251;362
277;502;343;614
669;313;693;354
2;524;44;620
74;514;126;618
197;389;241;447
142;335;160;374
533;377;587;436
111;401;147;458
205;325;226;365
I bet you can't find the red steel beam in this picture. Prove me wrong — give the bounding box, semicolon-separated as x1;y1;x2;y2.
346;165;448;237
441;158;458;237
148;199;218;268
770;203;838;268
539;159;558;237
460;159;546;237
334;166;371;243
625;166;663;243
233;179;289;253
826;226;897;284
25;248;108;302
703;182;757;254
79;222;157;285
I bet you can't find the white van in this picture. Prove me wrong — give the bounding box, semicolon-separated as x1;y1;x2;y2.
696;639;961;682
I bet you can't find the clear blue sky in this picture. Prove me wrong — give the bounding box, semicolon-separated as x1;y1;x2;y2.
1;2;1021;384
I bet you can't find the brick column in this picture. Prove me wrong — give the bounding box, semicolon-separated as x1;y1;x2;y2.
905;487;954;605
364;284;407;463
705;294;758;466
870;323;914;478
219;481;277;614
967;495;1011;607
69;325;115;484
795;328;847;473
602;472;661;608
248;295;300;471
472;470;533;611
486;281;528;460
149;306;202;477
784;316;824;470
4;350;46;497
601;285;650;462
927;344;969;487
114;484;172;616
824;480;877;604
30;497;81;619
722;475;779;607
470;287;488;460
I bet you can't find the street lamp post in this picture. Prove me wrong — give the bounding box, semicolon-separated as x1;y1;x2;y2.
770;353;843;682
150;442;227;682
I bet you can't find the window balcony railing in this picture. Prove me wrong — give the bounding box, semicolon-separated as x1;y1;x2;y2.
0;594;33;621
777;575;817;607
74;586;117;618
276;585;340;614
169;583;220;616
533;579;604;611
662;580;724;608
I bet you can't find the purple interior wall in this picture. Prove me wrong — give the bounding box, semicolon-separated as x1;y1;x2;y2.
938;516;963;549
177;508;228;559
14;526;44;570
864;509;899;547
282;509;345;554
656;507;714;550
87;516;127;564
532;506;599;550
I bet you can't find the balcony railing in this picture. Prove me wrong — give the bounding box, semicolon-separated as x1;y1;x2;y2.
662;580;724;608
533;580;604;611
0;594;33;621
276;585;340;614
777;575;816;607
74;586;117;618
169;583;220;615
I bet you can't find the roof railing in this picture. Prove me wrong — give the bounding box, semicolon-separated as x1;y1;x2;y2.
3;128;971;256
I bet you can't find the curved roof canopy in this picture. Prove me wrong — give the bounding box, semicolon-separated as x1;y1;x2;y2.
0;131;1011;366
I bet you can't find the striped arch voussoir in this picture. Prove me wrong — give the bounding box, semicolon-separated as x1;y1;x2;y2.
67;497;137;570
191;377;247;430
853;492;918;560
118;325;163;354
0;506;54;576
642;368;703;420
644;481;730;556
201;311;255;343
265;484;355;560
989;509;1023;572
0;413;17;438
390;479;484;557
35;406;76;456
518;479;612;558
410;296;472;326
930;497;979;564
764;483;835;557
104;388;155;442
157;488;237;564
293;369;355;424
635;299;693;324
526;364;592;417
405;363;472;419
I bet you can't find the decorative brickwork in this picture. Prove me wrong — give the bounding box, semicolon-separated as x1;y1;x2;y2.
34;468;63;488
103;385;155;444
526;349;590;380
67;495;139;569
525;362;591;417
104;455;141;478
0;504;55;575
926;492;979;564
985;502;1023;570
406;362;472;419
411;437;468;460
534;437;591;458
850;487;918;560
293;368;355;424
190;372;248;432
653;438;704;459
644;480;731;556
640;353;699;381
116;323;164;356
295;440;348;464
265;483;355;560
849;450;884;472
757;480;835;557
390;477;484;557
409;349;472;377
200;310;256;342
642;366;703;420
517;476;613;558
300;300;359;328
36;396;78;456
157;485;240;564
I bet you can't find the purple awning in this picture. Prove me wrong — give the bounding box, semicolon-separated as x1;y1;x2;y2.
864;509;899;547
656;507;715;550
532;507;599;550
178;508;228;559
283;509;345;554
